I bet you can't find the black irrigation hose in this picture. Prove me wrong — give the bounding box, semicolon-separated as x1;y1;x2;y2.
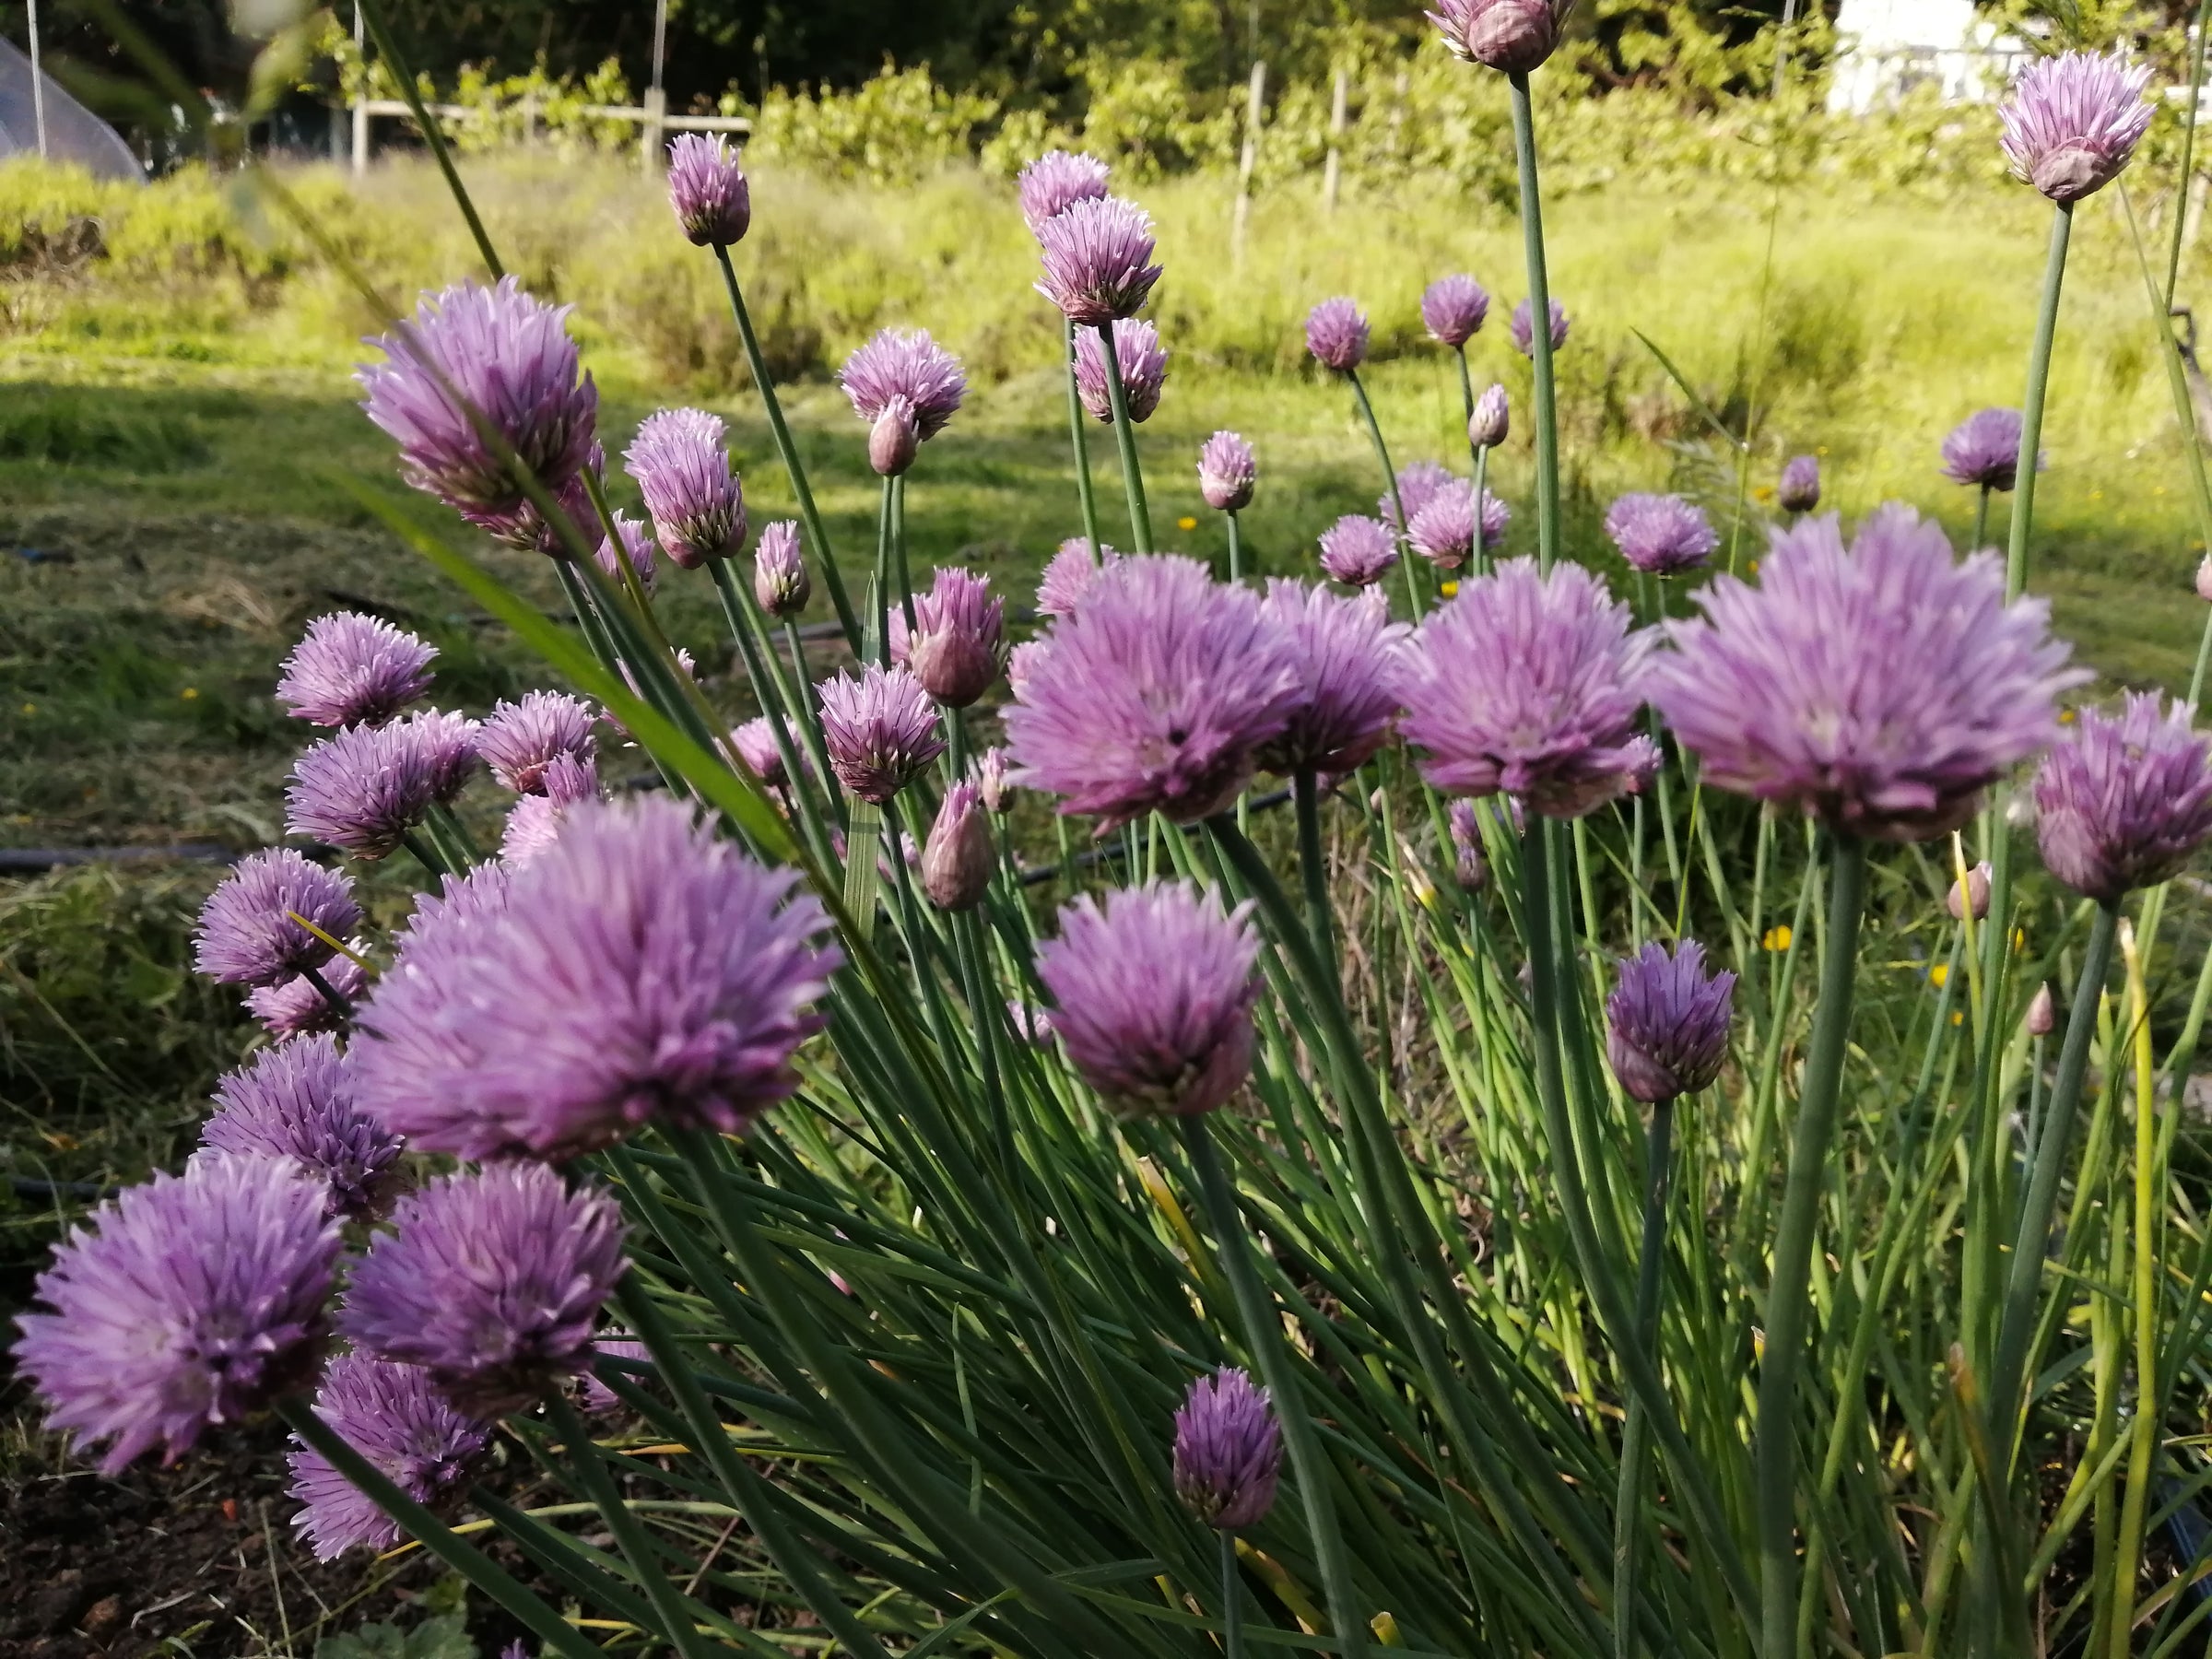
9;1177;109;1202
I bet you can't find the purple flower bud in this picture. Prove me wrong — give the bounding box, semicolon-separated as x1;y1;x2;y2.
287;1353;490;1559
1448;798;1488;889
340;1162;628;1417
1429;0;1571;74
2035;693;2212;903
1605;939;1736;1103
1173;1367;1281;1531
818;664;947;803
1468;383;1510;449
755;520;810;618
1383;460;1454;530
624;407;747;568
1034;195;1162;326
977;746;1015;813
1653;506;2087;841
1319;514;1400;587
868;396;922;477
1422;274;1490;347
732;715;797;788
1397;559;1652;818
1940;408;2031;493
1947;860;1993;922
2026;982;2055;1036
1075;319;1169;424
1605;492;1719;576
1036;879;1260;1117
351;795;836;1160
841;327;967;442
909;567;1006;708
1018;149;1112;233
922;782;994;911
1254;580;1408;776
479;690;597;794
246;956;368;1039
200;1033;404;1222
1198;430;1257;512
1777;454;1820;512
358;276;598;519
665;133;751;246
1005;556;1302;830
286;710;480;858
1305;297;1370;372
594;509;661;594
2000;50;2153;205
277;613;437;728
498;753;599;868
470;468;601;558
195;848;361;986
1509;297;1569;357
2196;555;2212;605
13;1154;341;1472
1038;537;1121;617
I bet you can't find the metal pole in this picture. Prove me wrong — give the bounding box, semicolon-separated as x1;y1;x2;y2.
1230;60;1265;269
350;3;368;175
641;0;670;170
1323;66;1347;212
28;0;49;160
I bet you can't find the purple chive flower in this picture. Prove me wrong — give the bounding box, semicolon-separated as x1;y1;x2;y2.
1410;481;1481;571
1429;0;1571;72
580;1335;654;1415
1422;274;1491;348
351;795;837;1161
2034;694;2212;903
1396;558;1653;818
1605;939;1736;1104
1038;537;1122;617
1319;514;1400;587
1036;879;1260;1117
287;1353;490;1559
195;848;361;986
1005;555;1301;830
1605;492;1720;577
1448;797;1488;890
1006;640;1050;694
841;328;968;444
1469;383;1510;449
340;1162;628;1417
1034;194;1162;325
1778;454;1821;513
470;468;600;558
1941;407;2031;493
1509;297;1569;357
2197;556;2212;605
286;711;480;858
12;1154;340;1473
1948;860;1993;922
1383;460;1455;530
1652;505;2086;841
818;664;947;803
666;133;751;246
1198;430;1257;512
922;782;994;912
200;1034;403;1222
1075;319;1169;424
977;746;1015;813
1173;1367;1282;1531
754;520;810;618
594;509;662;595
276;613;436;728
732;715;799;788
358;276;598;519
909;567;1006;708
623;407;747;569
1305;297;1370;373
1018;149;1112;233
2000;50;2154;205
479;690;597;794
1254;580;1409;776
499;753;599;868
247;956;368;1039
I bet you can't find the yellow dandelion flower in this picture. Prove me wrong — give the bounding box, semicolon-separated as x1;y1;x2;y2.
1176;515;1198;532
1440;581;1459;598
1763;924;1793;951
181;687;199;700
1753;485;1776;503
1930;962;1949;987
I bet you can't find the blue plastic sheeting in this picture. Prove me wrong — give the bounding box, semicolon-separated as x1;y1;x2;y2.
0;36;142;181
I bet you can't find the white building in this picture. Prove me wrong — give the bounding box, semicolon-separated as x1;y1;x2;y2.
1826;0;2031;114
